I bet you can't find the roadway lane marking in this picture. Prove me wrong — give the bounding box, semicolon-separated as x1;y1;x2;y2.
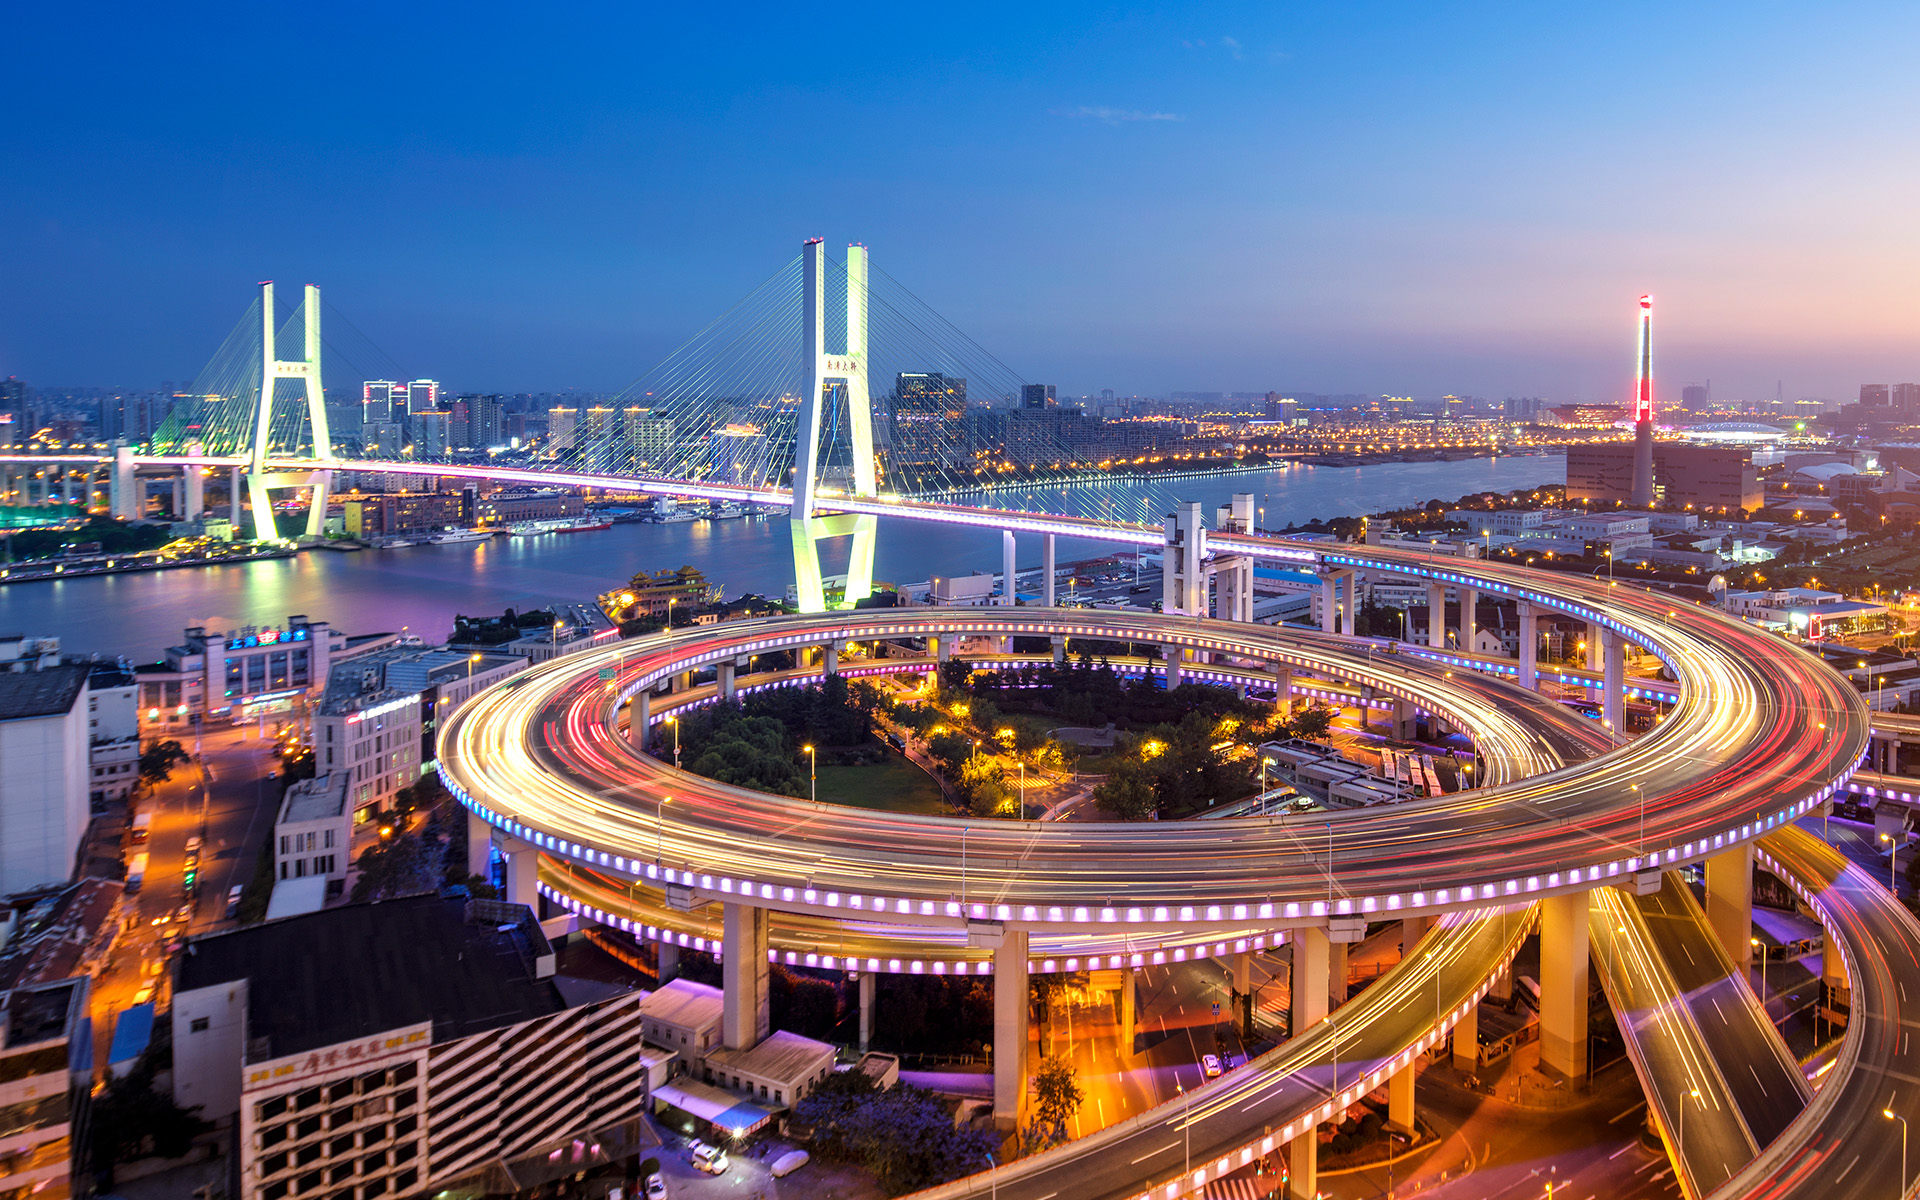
1130;1141;1178;1165
1749;1063;1768;1095
1832;1154;1859;1183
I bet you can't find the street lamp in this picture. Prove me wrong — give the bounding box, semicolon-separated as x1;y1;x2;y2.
1679;1086;1700;1156
1886;1108;1908;1200
655;796;674;865
804;744;816;805
1751;937;1768;1008
1885;831;1901;892
1176;1081;1191;1176
982;1151;997;1200
666;715;680;768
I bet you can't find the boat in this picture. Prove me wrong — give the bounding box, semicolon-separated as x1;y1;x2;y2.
707;502;747;519
652;510;697;523
508;517;613;536
552;518;613;533
428;529;492;545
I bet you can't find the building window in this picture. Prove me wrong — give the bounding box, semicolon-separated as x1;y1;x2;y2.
190;1017;209;1033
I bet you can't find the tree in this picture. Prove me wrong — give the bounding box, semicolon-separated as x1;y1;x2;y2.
91;1049;213;1174
939;658;975;695
349;823;444;902
1026;1055;1084;1152
139;740;190;786
1093;760;1157;821
1285;705;1335;742
793;1073;1001;1195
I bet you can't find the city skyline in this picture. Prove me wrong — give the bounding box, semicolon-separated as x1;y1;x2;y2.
6;5;1920;402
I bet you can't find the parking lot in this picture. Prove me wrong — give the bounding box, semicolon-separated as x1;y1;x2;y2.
642;1120;882;1200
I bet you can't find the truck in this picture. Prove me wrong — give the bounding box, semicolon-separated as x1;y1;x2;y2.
130;811;151;845
125;852;148;895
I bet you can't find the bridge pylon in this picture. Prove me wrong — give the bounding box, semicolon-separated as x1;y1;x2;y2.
246;281;333;542
789;240;879;612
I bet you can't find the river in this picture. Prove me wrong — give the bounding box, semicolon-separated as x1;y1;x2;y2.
17;454;1565;661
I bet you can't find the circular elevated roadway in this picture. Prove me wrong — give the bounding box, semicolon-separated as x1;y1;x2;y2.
439;549;1866;933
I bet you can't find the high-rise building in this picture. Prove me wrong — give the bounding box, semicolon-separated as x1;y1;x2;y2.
411;410;450;458
1893;383;1920;415
0;378;26;445
1681;384;1709;411
1862;384;1891;408
406;380;440;414
624;409;674;470
547;406;578;453
890;373;966;483
363;381;399;426
1021;384;1056;410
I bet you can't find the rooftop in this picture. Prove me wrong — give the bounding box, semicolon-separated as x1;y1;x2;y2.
640;978;724;1031
175;895;563;1062
279;771;349;825
703;1029;836;1087
1;978;84;1051
0;663;87;720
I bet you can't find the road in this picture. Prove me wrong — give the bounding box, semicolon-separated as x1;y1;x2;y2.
88;723;281;1071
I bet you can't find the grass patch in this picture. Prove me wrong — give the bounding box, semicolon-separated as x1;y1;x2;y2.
816;749;948;815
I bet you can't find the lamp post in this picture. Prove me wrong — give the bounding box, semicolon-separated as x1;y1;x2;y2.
1885;831;1900;892
655;796;673;865
1886;1108;1908;1200
1751;938;1768;1010
667;715;680;769
804;744;816;805
1176;1081;1191;1176
983;1151;997;1200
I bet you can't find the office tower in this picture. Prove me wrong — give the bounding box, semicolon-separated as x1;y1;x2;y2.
1021;384;1056;409
548;407;578;453
411;410;450;457
1862;384;1891;408
890;373;966;483
1893;384;1920;415
363;381;399;425
406;380;440;414
1630;295;1655;509
624;409;675;470
1681;384;1709;411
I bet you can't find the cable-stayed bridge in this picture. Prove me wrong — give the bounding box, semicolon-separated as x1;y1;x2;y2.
45;240;1271;608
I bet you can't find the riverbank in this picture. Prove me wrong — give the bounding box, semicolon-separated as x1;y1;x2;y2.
0;543;295;585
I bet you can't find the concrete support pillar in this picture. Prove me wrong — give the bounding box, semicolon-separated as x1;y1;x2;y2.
823;642;839;675
1891;739;1904;775
1539;891;1591;1082
60;467;73;509
657;940;679;982
1395;699;1414;741
110;445;137;520
1400;916;1432;960
1051;636;1066;665
993;930;1031;1128
722;902;770;1050
1328;937;1349;1009
1705;844;1755;974
1336;571;1353;634
858;972;876;1053
1230;953;1253;1038
466;810;492;882
1822;934;1845;990
1002;529;1017;606
934;636;951;663
502;842;537;910
630;692;650;751
1320;575;1338;634
170;477;184;519
1120;968;1136;1057
1602;629;1625;735
184;467;203;520
1458;585;1477;652
718;661;736;701
1043;533;1056;608
1451;1000;1479;1070
1427;583;1446;648
1389;1062;1415;1132
230;467;243;527
1518;600;1538;691
1288;928;1330;1200
1586;621;1604;672
1164;646;1182;690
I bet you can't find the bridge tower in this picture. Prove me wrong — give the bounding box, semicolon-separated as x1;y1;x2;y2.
789;240;880;612
246;281;334;541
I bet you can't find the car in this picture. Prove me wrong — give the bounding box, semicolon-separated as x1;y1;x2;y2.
225;884;243;920
690;1143;728;1175
770;1149;810;1178
183;835;203;857
643;1174;667;1199
176;902;194;924
1202;1054;1223;1078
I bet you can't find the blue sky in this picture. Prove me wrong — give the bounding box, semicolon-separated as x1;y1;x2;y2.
4;3;1918;403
